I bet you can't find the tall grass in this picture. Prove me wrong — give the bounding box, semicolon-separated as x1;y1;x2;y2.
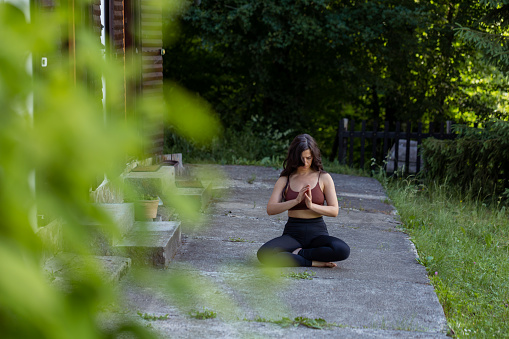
383;176;509;337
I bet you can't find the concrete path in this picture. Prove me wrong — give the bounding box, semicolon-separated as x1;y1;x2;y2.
120;165;448;338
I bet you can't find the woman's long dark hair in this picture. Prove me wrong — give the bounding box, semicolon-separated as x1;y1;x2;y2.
280;134;323;177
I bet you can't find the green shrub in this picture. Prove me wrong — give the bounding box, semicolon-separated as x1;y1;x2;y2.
165;115;291;164
422;120;509;202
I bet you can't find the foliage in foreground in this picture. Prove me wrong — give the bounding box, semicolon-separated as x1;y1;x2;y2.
0;0;223;338
384;177;509;337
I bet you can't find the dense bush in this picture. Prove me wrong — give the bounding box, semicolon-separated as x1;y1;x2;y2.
422;120;509;201
164;115;292;164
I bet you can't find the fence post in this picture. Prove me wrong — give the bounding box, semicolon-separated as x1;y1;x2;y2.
394;122;400;173
416;122;423;173
349;120;355;167
360;121;366;169
337;118;348;164
371;121;378;171
383;121;389;163
405;121;411;175
330;122;340;162
446;121;452;134
446;121;455;140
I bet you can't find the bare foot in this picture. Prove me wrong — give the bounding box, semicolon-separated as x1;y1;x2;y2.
292;248;302;255
312;261;337;268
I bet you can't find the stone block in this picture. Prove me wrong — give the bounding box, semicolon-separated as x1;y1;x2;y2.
36;218;64;257
114;221;181;268
44;253;131;292
124;166;176;203
175;181;213;211
61;203;135;256
95;203;135;239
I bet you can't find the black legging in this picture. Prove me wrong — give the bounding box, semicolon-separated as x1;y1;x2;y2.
257;217;350;267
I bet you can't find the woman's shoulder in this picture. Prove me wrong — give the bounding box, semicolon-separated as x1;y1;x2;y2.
275;175;289;184
320;171;334;182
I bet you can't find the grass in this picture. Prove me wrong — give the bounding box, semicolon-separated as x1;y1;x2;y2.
227;237;254;243
382;176;509;338
247;174;256;184
188;308;217;320
281;270;316;280
252;316;341;329
137;312;170;321
322;159;370;177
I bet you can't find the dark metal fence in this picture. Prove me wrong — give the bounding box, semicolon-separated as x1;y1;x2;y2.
330;119;457;174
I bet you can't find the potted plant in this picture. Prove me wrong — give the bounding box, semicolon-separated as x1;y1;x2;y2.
129;193;159;221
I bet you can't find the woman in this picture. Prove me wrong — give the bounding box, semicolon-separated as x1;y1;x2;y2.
257;134;350;267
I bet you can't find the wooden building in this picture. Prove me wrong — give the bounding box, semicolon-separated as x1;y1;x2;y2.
31;0;165;157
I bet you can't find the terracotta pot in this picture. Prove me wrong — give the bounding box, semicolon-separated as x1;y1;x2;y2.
135;199;159;220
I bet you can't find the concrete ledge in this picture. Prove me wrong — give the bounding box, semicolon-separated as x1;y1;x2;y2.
60;203;136;256
36;218;63;256
89;178;124;203
176;181;212;211
124;166;176;202
44;253;131;292
95;203;135;239
114;221;181;268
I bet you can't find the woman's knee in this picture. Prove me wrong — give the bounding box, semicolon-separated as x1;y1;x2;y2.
338;243;350;261
257;246;268;263
332;239;350;261
257;244;276;264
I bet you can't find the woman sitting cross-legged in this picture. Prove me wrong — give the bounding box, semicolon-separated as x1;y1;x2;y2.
257;134;350;267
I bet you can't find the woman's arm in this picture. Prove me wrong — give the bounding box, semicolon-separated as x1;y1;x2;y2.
266;176;308;215
305;173;339;217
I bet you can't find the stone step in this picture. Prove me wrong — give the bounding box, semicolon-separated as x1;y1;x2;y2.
95;203;135;239
44;253;131;292
175;180;212;211
124;165;176;203
61;203;136;256
114;221;181;268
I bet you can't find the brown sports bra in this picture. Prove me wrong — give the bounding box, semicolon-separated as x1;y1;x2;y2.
283;171;325;210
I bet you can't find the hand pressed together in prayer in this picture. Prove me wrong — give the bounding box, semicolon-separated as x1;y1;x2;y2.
304;185;313;208
296;184;310;205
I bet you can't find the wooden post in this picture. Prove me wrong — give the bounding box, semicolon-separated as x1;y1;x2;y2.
383;121;389;163
405;121;411;175
394;122;400;173
416;122;422;173
338;118;348;164
330;122;340;162
371;120;378;171
360;121;366;169
349;120;355;167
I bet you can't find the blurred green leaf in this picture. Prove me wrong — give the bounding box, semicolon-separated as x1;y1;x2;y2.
164;83;221;145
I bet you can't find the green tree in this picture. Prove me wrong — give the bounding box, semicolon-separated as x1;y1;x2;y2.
456;0;509;73
165;0;506;147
